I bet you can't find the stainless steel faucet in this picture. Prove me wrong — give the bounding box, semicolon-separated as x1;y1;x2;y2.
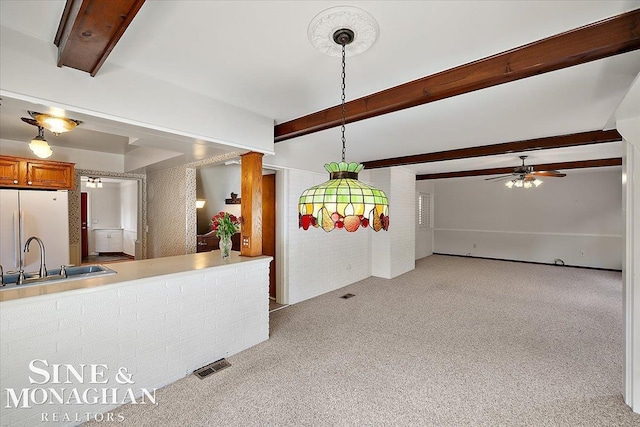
24;236;47;279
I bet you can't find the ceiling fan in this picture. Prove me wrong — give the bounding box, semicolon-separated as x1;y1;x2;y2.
486;155;566;188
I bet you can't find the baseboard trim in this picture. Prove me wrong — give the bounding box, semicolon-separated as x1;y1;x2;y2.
433;253;622;272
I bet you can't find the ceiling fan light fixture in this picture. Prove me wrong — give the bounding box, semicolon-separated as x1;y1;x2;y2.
495;156;559;189
505;176;543;189
29;110;81;136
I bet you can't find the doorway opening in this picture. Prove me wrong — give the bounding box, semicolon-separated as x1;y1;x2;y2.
80;176;140;265
72;170;146;266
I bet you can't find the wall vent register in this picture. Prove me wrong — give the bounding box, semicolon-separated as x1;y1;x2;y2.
193;358;231;379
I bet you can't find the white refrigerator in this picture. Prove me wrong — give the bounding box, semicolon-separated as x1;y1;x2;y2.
0;189;70;273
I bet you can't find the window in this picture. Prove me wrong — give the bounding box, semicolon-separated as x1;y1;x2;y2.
417;193;432;228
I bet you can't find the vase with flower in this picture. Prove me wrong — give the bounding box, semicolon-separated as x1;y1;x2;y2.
210;211;241;259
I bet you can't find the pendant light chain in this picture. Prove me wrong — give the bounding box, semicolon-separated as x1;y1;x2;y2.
341;43;347;163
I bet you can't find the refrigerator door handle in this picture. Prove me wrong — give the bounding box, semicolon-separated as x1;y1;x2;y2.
12;210;20;269
20;210;25;269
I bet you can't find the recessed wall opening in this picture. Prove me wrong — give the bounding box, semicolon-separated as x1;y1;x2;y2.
72;170;146;266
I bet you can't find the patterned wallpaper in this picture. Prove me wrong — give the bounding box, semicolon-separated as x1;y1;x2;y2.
70;169;147;259
185;168;197;254
147;165;198;258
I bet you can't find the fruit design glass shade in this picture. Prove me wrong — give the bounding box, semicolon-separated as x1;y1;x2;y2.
298;162;389;232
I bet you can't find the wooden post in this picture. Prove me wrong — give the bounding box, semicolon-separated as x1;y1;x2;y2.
240;152;263;256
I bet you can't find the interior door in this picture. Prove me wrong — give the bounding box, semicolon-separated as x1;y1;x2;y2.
262;174;276;298
81;192;88;259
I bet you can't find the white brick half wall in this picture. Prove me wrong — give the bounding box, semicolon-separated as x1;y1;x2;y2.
0;259;270;427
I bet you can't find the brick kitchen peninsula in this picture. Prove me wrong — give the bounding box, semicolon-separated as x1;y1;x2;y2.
0;252;271;426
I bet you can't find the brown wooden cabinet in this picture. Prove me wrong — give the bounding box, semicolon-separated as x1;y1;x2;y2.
0;155;75;190
0;156;21;186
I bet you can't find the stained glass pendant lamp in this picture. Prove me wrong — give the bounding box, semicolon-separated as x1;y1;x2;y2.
299;7;389;232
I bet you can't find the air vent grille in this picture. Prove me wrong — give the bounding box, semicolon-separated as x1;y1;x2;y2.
193;358;231;379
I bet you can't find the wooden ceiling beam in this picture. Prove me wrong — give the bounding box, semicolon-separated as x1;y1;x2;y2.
362;129;621;169
274;9;640;143
416;158;622;180
54;0;146;77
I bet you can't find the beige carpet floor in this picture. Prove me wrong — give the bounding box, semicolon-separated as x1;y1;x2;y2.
86;255;639;426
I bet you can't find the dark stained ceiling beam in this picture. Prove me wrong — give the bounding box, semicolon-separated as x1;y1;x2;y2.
416;158;622;180
274;9;640;143
362;129;621;169
54;0;146;77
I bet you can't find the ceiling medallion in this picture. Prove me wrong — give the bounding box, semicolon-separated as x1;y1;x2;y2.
307;6;379;57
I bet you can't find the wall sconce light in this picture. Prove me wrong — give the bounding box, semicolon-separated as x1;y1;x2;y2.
196;199;206;209
225;192;241;205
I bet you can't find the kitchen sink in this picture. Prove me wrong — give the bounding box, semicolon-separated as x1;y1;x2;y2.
1;264;116;289
49;265;112;276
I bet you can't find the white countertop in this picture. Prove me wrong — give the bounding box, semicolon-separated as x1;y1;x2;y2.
0;251;271;302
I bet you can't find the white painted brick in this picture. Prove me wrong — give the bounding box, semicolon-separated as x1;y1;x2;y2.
0;298;57;316
116;283;144;300
2;319;60;343
81;317;120;337
115;312;139;330
119;301;143;316
0;259;269;424
7;304;79;330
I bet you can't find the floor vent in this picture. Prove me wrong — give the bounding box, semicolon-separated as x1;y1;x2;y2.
341;293;355;299
193;358;231;379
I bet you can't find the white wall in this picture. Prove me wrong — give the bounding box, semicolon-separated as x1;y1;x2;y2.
284;169;371;304
196;165;242;235
369;167;416;279
433;167;623;269
0;25;274;156
617;78;640;409
82;183;121;255
416;180;435;259
88;185;122;229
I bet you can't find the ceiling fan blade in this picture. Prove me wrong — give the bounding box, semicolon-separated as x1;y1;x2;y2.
485;174;515;181
488;176;516;183
532;170;567;177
